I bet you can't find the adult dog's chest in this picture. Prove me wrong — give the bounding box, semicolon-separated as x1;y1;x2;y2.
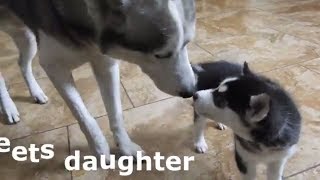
38;31;104;70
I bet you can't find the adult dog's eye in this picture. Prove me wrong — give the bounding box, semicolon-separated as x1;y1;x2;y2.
213;91;227;108
154;51;173;59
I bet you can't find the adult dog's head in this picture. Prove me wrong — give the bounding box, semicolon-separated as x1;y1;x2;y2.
85;0;196;97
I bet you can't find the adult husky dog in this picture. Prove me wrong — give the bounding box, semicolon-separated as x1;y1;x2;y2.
0;0;196;159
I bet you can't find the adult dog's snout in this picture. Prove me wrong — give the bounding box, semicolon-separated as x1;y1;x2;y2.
179;88;195;98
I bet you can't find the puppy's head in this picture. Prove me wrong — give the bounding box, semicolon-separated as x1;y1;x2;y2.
194;62;271;131
84;0;196;97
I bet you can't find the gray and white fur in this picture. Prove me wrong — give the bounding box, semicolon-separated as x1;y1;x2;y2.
193;61;301;180
0;0;196;160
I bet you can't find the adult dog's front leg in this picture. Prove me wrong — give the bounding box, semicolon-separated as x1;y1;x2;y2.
91;57;144;158
42;64;110;158
0;72;20;124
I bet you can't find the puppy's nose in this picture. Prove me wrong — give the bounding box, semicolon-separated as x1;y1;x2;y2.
193;93;199;101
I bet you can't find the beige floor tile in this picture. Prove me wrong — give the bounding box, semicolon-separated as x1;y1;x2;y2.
0;31;16;56
302;58;320;74
0;66;133;139
0;32;46;84
196;0;269;19
264;66;320;176
188;43;214;64
198;31;319;72
197;9;290;37
254;0;320;45
195;20;234;44
0;127;70;180
120;61;171;107
273;22;320;46
73;63;134;115
196;9;319;72
69;98;241;180
0;79;75;139
287;165;320;180
259;0;320;23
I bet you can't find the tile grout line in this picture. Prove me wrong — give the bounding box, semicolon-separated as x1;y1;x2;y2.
260;58;317;74
194;10;320;74
8;57;318;141
195;5;271;22
252;7;320;48
67;126;71;156
8;96;177;141
7;76;48;87
66;126;73;180
132;96;175;109
301;65;320;76
120;81;135;108
285;163;320;179
193;42;217;58
194;41;318;74
10;123;78;141
197;6;320;56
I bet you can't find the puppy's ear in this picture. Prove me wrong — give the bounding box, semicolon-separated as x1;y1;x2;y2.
247;93;270;122
192;64;205;74
243;62;253;76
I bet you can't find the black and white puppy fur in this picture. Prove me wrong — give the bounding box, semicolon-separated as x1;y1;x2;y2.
192;61;244;133
193;61;301;180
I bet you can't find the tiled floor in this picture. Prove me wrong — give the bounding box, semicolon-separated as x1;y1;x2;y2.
0;0;320;179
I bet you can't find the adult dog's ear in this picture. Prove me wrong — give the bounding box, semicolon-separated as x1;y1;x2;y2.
243;61;254;76
83;0;127;29
247;93;270;122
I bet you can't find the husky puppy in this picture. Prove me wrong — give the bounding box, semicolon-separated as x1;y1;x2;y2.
192;61;243;132
193;61;301;180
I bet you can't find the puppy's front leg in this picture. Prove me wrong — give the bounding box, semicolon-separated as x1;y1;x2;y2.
194;110;208;153
91;57;144;158
267;159;286;180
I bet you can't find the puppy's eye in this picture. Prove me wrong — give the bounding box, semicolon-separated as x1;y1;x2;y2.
154;51;173;59
213;92;227;108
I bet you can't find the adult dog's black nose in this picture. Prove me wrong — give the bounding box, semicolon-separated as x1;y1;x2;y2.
193;93;199;101
179;91;193;98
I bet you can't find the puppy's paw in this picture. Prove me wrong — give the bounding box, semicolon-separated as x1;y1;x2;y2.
2;100;20;124
119;141;145;159
194;139;208;154
216;123;227;130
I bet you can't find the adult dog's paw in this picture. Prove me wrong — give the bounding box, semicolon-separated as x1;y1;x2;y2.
2;99;20;124
32;90;49;104
119;141;145;159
